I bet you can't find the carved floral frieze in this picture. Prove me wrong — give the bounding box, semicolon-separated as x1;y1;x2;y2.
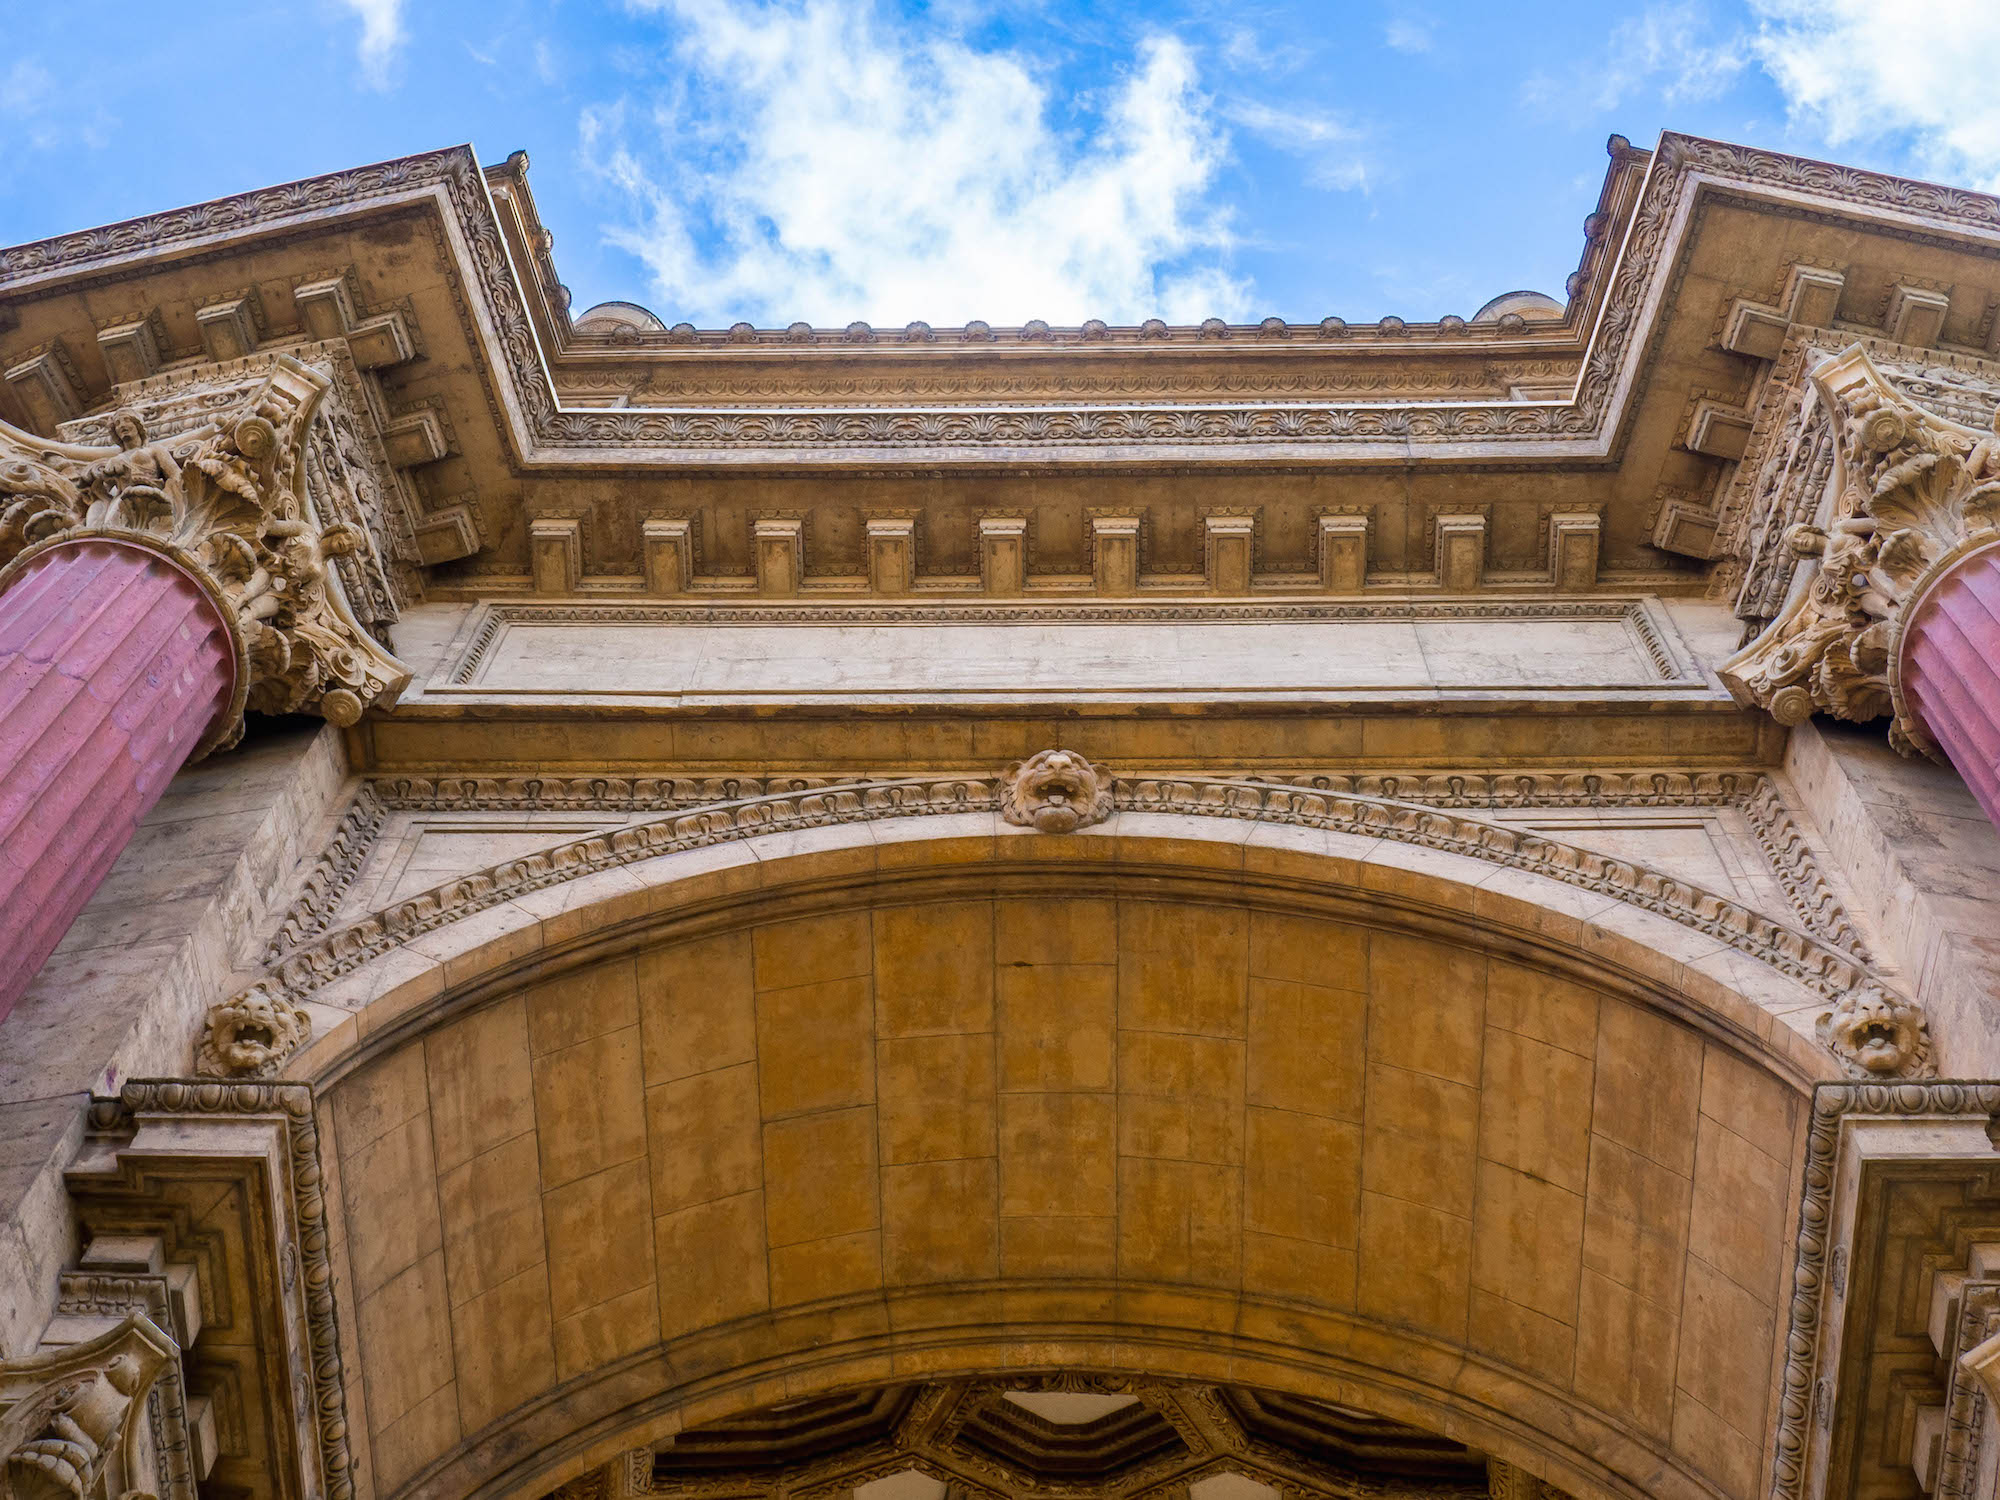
1722;346;2000;757
0;356;410;751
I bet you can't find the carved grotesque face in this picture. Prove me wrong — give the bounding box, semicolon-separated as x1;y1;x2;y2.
1820;987;1921;1076
1004;748;1111;834
205;986;310;1077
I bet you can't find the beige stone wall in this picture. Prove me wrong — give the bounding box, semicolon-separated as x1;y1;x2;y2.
318;890;1807;1500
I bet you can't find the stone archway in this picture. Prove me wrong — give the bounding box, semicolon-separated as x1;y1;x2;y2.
299;817;1821;1500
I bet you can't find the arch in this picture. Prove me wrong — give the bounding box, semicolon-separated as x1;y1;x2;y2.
297;811;1830;1500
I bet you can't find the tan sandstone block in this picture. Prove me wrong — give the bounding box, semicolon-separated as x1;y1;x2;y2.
1361;1063;1478;1217
1366;933;1484;1085
656;1191;769;1338
1485;961;1600;1058
638;932;756;1083
533;1025;647;1189
1592;1001;1702;1175
771;1230;883;1304
449;1263;556;1433
1118;903;1247;1037
1246;978;1366;1120
883;1159;999;1283
1674;1256;1775;1439
526;957;639;1055
878;1034;997;1162
874;902;994;1035
358;1251;455;1438
343;1109;443;1294
1479;1028;1593;1194
1000;965;1115;1092
1357;1192;1471;1339
1583;1135;1692;1308
1471;1161;1583;1324
554;1282;658;1381
756;976;874;1118
1245;1108;1361;1247
1001;1215;1118;1277
334;1042;430;1158
1242;1233;1357;1305
438;1132;546;1307
648;1062;763;1213
996;897;1116;965
1117;1157;1241;1286
369;1383;460;1494
764;1107;880;1248
544;1157;656;1321
1117;1032;1246;1164
1699;1044;1801;1162
1000;1094;1116;1217
1469;1287;1576;1388
1687;1115;1790;1300
1574;1269;1678;1437
753;911;871;991
1670;1392;1762;1500
425;997;535;1172
1248;913;1369;990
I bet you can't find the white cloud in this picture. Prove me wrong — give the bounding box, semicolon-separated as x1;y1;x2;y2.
1383;15;1434;54
1752;0;2000;190
1523;1;1742;115
587;0;1252;326
339;0;407;89
1224;99;1372;191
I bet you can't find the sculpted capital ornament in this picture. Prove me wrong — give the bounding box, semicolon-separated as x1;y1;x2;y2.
0;1317;176;1500
1721;346;2000;757
0;355;410;754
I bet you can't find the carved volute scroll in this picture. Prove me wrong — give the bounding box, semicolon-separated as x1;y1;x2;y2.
0;1317;175;1500
1721;345;2000;758
0;355;410;754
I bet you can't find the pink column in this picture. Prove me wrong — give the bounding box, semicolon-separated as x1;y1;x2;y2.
0;538;235;1023
1902;544;2000;830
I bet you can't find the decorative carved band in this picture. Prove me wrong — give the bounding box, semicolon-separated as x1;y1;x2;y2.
0;356;409;752
1722;346;2000;758
218;764;1921;1082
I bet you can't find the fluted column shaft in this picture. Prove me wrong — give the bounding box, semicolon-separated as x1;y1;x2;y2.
0;538;235;1023
1903;544;2000;831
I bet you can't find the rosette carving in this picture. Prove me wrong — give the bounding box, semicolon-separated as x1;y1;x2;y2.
1722;346;2000;756
0;355;409;752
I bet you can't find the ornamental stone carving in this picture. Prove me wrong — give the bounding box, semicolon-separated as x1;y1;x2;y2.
195;985;313;1079
1816;982;1935;1079
999;749;1114;833
0;1318;175;1500
0;355;410;753
1722;346;2000;756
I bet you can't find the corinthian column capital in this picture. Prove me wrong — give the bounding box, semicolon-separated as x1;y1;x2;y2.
1721;345;2000;757
0;355;409;754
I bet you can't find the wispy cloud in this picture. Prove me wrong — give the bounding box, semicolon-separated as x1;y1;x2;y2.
586;0;1252;325
1751;0;2000;190
1224;99;1373;191
2;57;113;150
1524;1;1743;115
1383;14;1435;54
339;0;407;89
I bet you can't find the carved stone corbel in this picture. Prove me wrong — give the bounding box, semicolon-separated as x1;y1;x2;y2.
0;355;410;753
0;1317;176;1500
1721;345;2000;758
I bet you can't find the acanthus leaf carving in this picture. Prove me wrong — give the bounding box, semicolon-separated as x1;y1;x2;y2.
1721;345;2000;757
0;355;410;752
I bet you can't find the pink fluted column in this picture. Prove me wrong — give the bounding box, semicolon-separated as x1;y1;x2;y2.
1902;544;2000;830
0;538;236;1023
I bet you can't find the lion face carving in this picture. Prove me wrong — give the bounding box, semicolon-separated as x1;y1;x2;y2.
196;984;314;1079
1816;984;1933;1078
1000;749;1115;834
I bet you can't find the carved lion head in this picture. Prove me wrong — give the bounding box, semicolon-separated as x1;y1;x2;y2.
1816;984;1933;1079
197;984;313;1079
1000;748;1114;834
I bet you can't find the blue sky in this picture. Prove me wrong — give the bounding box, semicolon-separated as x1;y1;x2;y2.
3;1;1996;327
